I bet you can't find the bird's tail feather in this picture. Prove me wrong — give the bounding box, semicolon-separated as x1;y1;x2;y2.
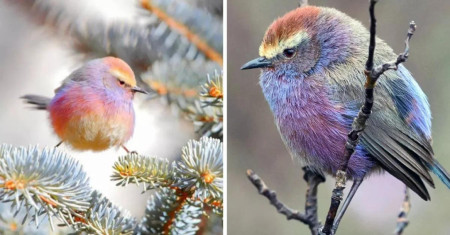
427;160;450;189
21;95;51;110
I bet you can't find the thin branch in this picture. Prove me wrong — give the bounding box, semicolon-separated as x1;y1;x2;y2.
246;170;306;222
301;166;326;234
247;168;325;234
395;187;411;235
370;22;416;79
321;1;417;234
321;171;347;235
365;0;378;72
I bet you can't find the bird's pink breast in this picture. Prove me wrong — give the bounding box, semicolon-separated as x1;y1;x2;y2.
49;85;134;151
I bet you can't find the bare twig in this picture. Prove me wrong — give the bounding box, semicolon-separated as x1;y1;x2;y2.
246;169;307;221
302;166;326;233
370;22;416;79
247;168;325;235
365;0;377;72
395;187;411;235
321;171;347;235
321;1;417;234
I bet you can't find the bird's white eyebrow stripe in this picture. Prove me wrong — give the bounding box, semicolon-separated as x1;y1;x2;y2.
259;31;309;59
110;69;129;81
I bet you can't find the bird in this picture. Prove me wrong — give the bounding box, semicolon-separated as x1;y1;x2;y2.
241;5;450;222
22;57;148;152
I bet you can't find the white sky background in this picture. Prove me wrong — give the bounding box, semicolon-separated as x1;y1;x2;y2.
0;0;195;218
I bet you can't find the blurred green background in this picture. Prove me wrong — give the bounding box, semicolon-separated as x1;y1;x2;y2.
228;0;450;234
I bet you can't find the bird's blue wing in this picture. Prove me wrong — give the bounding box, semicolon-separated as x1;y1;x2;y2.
388;64;432;139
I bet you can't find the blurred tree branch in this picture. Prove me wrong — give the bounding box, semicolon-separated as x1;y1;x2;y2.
10;0;222;74
140;0;223;66
395;187;411;235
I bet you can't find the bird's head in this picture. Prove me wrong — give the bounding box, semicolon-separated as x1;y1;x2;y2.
241;6;356;82
100;57;148;100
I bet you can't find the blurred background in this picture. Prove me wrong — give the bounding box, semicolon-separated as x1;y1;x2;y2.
0;0;222;233
228;0;450;234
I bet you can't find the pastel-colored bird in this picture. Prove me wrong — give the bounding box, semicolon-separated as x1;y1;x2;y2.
241;5;450;220
22;57;148;152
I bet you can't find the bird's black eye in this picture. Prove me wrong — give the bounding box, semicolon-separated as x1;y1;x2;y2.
283;48;296;58
118;80;125;86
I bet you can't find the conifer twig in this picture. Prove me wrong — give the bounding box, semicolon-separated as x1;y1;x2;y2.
0;145;136;234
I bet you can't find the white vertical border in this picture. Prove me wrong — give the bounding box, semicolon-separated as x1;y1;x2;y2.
222;0;227;234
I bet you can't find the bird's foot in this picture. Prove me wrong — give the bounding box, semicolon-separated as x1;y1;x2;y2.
55;141;63;148
121;145;138;155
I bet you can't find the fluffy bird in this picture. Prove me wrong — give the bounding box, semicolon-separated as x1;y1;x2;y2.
22;57;148;152
242;6;450;203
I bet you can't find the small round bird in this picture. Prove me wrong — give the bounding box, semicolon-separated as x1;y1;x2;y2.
22;57;148;152
241;6;450;203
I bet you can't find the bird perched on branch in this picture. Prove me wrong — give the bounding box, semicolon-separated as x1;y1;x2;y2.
22;57;148;152
241;5;450;203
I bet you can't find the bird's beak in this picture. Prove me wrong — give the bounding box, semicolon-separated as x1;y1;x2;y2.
241;57;272;70
131;86;149;94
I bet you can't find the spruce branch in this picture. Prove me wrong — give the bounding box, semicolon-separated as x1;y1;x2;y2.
321;1;416;234
139;188;203;235
0;144;91;230
0;145;139;234
110;137;223;234
0;202;51;234
73;191;136;235
186;0;223;17
200;71;223;108
183;100;223;139
142;60;223;139
203;198;223;216
111;153;175;191
175;137;223;201
188;71;224;139
142;59;219;102
111;137;223;204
